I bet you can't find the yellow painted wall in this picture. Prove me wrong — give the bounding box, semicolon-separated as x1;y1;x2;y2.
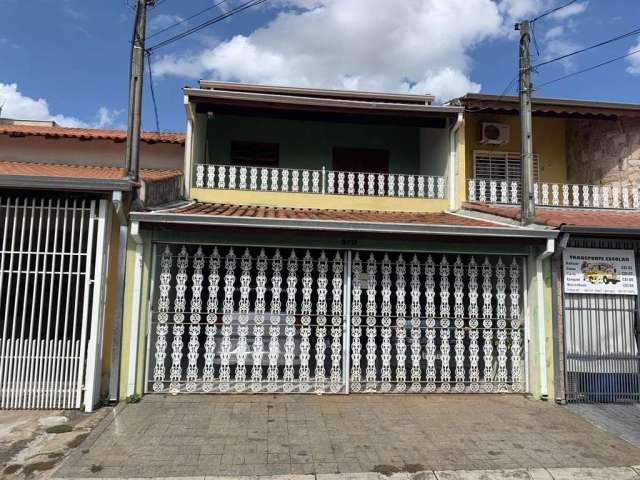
100;207;121;398
464;113;567;196
117;234;152;400
191;187;449;213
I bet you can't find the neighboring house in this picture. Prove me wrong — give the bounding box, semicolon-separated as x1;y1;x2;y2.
455;94;640;403
119;82;557;403
0;119;184;411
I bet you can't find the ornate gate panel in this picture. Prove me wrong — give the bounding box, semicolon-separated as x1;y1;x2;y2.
146;244;525;394
147;244;348;393
348;252;525;394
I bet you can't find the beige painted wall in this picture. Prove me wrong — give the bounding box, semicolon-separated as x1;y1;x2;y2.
0;135;184;171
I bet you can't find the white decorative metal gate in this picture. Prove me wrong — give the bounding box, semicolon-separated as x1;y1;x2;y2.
146;244;525;394
0;195;109;409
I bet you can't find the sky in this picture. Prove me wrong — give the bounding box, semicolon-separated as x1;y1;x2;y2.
1;0;640;133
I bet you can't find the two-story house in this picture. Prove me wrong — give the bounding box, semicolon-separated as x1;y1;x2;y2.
120;82;556;402
455;94;640;404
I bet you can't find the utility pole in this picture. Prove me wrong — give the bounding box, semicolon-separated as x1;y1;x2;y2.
124;0;154;183
516;20;535;225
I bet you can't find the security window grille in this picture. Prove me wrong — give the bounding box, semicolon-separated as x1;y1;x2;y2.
473;150;539;202
230;141;279;167
473;150;539;184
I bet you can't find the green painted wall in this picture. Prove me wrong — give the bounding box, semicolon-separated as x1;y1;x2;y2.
206;114;447;176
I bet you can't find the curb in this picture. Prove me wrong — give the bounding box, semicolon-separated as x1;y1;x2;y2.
51;466;640;480
52;402;128;477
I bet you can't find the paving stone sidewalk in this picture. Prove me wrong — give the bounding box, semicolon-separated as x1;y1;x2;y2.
568;403;640;448
54;394;640;479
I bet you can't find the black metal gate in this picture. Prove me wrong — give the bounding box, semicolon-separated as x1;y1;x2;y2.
564;238;640;403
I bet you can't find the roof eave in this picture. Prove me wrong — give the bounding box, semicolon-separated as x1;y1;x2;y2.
560;224;640;236
0;175;133;192
184;88;462;117
130;211;558;239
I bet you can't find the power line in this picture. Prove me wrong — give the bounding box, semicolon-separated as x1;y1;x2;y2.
531;0;578;23
146;52;161;132
531;26;640;69
147;0;230;40
536;47;640;89
147;0;269;52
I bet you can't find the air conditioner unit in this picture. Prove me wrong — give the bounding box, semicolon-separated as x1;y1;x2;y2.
481;122;510;145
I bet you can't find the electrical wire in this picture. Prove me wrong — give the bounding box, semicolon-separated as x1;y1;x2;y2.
531;0;578;23
147;0;230;40
531;26;640;69
147;0;269;52
536;47;640;89
146;51;161;132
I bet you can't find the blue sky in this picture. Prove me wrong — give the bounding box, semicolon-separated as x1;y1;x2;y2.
1;0;640;133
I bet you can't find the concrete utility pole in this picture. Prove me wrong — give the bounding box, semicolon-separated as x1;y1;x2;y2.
124;0;154;183
517;20;535;225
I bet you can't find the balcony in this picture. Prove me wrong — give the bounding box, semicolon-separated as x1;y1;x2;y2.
193;164;447;212
468;179;640;210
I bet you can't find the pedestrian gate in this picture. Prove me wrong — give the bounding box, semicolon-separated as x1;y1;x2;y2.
146;244;525;394
0;196;110;410
564;238;640;403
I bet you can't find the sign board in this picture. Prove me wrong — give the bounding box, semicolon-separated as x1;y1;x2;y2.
563;248;638;295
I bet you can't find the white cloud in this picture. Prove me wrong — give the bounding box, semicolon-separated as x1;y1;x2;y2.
153;0;517;102
626;37;640;75
549;1;588;20
0;83;123;129
149;14;184;32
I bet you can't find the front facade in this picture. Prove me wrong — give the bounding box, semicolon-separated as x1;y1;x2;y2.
457;94;640;403
119;82;557;402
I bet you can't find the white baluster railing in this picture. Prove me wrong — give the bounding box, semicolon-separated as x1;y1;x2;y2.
195;164;446;199
467;178;640;210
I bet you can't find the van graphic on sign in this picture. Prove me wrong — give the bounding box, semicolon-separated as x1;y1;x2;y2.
581;261;620;285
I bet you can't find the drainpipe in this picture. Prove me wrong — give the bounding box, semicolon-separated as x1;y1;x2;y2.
126;220;144;397
448;112;464;211
536;237;555;399
108;191;129;403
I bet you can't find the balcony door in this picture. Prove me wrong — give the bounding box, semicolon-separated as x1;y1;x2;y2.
332;147;389;174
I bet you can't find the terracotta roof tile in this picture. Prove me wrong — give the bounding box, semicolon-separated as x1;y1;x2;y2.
463;202;640;229
164;202;507;228
0;160;182;183
0;123;185;145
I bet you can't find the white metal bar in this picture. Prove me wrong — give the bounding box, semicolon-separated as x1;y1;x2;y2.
24;199;45;408
50;199;69;409
5;198;28;408
68;199;87;410
75;200;96;409
15;198;37;408
59;200;77;408
0;197;15;407
83;199;109;412
342;250;352;394
33;199;53;409
38;199;59;408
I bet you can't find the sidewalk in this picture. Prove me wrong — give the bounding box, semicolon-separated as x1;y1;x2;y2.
54;394;640;479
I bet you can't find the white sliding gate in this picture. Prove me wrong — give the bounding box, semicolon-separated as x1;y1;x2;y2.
0;196;110;410
146;244;525;394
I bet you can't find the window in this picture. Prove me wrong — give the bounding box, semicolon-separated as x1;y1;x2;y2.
473;150;540;201
230;141;279;167
332;147;390;174
473;150;539;184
